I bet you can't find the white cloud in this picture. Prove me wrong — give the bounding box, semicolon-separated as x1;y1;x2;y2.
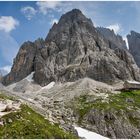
36;1;61;15
106;24;121;34
0;65;11;74
21;6;37;20
0;16;19;33
50;18;58;25
0;31;19;65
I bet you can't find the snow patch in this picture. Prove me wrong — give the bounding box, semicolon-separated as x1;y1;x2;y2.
123;36;129;49
25;72;34;82
127;80;140;84
42;82;55;90
36;81;55;93
74;126;109;139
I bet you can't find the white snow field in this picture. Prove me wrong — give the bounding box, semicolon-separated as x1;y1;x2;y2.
74;126;109;139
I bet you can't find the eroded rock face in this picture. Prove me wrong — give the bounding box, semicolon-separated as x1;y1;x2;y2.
1;38;46;86
2;9;140;86
81;108;140;139
2;41;38;85
127;31;140;67
34;9;140;86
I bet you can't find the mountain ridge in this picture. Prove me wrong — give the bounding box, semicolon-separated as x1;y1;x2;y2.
2;9;140;86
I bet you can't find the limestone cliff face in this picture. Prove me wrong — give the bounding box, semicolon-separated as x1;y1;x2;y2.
2;41;38;85
97;27;127;50
127;31;140;67
2;9;140;86
34;9;140;86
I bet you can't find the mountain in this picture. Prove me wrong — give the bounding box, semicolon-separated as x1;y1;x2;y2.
2;9;140;86
97;27;127;49
1;9;140;139
1;38;46;86
127;31;140;67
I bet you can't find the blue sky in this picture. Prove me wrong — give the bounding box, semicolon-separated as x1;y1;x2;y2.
0;1;140;72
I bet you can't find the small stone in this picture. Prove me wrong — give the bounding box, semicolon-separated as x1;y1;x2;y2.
0;121;4;126
126;98;134;103
27;112;31;115
59;119;65;125
8;118;12;123
3;105;13;112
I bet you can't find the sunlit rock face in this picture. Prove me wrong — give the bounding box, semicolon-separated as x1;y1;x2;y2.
2;9;140;86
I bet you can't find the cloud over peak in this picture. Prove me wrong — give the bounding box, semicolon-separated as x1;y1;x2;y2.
50;18;58;25
106;23;121;34
36;1;61;15
0;16;19;33
21;6;37;20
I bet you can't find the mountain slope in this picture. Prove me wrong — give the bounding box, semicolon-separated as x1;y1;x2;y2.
71;90;140;138
2;9;140;86
0;92;77;139
2;77;140;138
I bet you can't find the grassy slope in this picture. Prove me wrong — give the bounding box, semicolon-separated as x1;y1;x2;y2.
71;90;140;124
0;92;77;139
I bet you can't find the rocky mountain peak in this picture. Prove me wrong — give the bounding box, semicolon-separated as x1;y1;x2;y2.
97;27;127;49
129;30;139;36
59;9;92;24
45;9;95;43
2;9;140;86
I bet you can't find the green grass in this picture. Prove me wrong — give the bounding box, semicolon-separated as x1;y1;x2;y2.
0;91;15;100
0;92;78;139
71;90;140;124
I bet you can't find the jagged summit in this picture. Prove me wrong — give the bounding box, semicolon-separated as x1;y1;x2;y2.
58;9;93;25
97;27;127;49
129;30;140;36
45;9;94;43
2;9;140;86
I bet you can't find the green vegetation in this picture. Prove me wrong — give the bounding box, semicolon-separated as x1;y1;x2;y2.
0;92;15;100
0;93;77;139
71;90;140;124
0;104;77;139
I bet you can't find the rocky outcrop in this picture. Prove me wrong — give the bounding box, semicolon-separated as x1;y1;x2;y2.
81;108;140;139
70;90;140;139
2;40;42;85
2;9;140;86
34;9;140;86
127;31;140;67
97;27;127;49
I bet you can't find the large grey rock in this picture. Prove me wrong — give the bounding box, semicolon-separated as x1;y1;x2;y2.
127;31;140;67
34;9;140;86
2;41;38;85
2;9;140;86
